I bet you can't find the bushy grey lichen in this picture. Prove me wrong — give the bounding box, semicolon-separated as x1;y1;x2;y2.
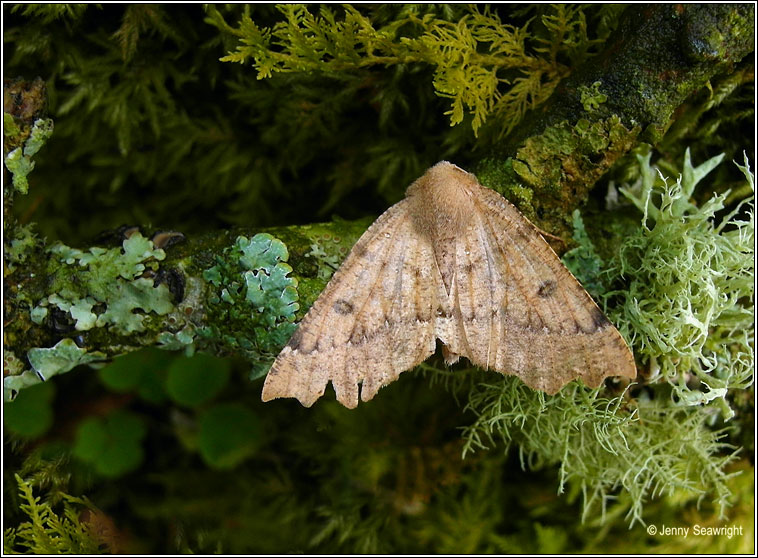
460;149;753;526
608;150;754;420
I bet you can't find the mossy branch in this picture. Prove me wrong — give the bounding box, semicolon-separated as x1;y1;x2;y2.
481;3;754;237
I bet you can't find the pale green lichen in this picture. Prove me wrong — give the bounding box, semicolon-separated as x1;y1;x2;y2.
305;243;341;282
202;233;299;369
3;117;54;195
157;325;197;355
4;339;106;402
5;224;42;272
459;148;752;526
4;112;21;138
461;378;738;527
608;149;754;420
578;80;607;112
33;232;173;336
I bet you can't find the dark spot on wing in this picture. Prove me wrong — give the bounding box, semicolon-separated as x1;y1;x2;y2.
333;299;354;315
591;306;612;329
352;242;367;257
287;326;304;350
537;279;557;298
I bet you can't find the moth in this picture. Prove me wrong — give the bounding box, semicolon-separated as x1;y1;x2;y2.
262;161;637;408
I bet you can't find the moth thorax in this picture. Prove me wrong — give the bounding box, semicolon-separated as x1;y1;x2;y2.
406;163;475;238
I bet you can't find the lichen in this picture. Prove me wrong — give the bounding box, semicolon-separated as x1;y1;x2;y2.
5;224;43;272
202;233;299;369
461;378;739;527
3;117;54;195
32;232;174;336
578;80;608;112
607;149;754;420
4;339;106;402
459;147;753;526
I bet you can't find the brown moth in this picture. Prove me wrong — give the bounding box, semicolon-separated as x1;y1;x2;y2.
262;161;637;408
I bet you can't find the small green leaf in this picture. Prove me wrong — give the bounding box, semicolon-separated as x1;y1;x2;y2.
165;353;230;407
3;382;55;438
198;403;262;469
72;410;146;477
98;348;173;402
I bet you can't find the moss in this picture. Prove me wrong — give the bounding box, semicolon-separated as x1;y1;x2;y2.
482;115;639;233
560;209;606;299
4;474;106;554
211;4;622;137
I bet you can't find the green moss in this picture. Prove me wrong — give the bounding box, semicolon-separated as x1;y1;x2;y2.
4;474;105;554
513;115;636;192
211;5;621;137
561;209;606;299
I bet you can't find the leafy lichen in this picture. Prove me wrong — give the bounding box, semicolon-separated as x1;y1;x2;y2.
202;233;299;371
3;118;54;195
4;339;106;402
33;232;174;336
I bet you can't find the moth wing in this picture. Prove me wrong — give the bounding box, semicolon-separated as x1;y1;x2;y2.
446;185;636;394
261;199;438;408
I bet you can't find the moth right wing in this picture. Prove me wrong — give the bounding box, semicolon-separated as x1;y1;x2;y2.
262;199;439;408
446;186;637;394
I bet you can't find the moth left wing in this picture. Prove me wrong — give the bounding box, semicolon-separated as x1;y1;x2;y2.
262;199;439;408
